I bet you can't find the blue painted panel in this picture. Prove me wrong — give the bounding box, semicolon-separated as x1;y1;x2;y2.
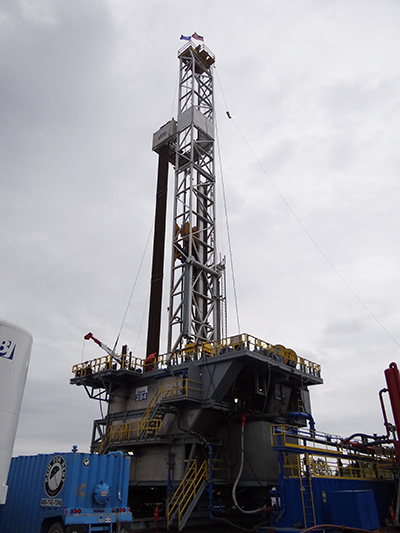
275;477;395;529
0;452;132;533
312;477;395;526
329;490;380;530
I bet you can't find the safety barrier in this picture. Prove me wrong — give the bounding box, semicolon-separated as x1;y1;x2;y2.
72;351;144;378
138;377;202;438
162;333;321;377
271;424;344;454
280;451;394;481
167;459;209;527
272;425;395;480
72;333;321;381
98;424;130;455
97;378;202;452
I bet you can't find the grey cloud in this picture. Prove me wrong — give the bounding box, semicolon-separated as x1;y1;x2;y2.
2;0;400;457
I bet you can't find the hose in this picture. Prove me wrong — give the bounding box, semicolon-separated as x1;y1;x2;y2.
232;415;267;514
300;524;381;533
108;451;124;502
286;411;315;431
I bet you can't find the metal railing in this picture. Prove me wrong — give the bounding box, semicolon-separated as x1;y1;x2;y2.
272;425;395;481
72;333;321;381
280;452;394;481
97;378;202;451
161;334;321;377
167;459;209;527
178;41;215;65
271;424;344;455
72;352;144;378
98;423;132;454
138;377;202;437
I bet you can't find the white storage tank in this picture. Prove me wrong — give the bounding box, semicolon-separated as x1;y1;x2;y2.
0;320;32;505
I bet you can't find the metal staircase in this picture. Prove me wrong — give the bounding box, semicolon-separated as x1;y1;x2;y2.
138;399;169;439
167;459;209;531
138;380;184;439
98;379;201;452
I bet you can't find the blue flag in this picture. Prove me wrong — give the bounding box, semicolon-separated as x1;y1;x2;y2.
180;35;191;41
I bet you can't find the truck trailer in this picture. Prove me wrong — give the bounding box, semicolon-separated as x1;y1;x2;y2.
0;450;132;533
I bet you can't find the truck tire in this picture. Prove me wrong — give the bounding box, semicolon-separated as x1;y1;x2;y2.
114;522;131;533
48;522;65;533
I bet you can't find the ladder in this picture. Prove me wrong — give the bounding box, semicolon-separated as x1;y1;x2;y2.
298;455;316;528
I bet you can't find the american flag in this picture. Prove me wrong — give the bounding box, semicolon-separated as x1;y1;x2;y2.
192;32;204;42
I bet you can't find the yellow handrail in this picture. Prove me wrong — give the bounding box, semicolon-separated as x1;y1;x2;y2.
139;378;203;436
72;351;144;378
137;419;162;436
298;455;316;528
178;460;208;525
272;425;395;480
98;426;111;455
271;424;344;454
279;451;394;481
168;460;197;523
167;459;209;526
72;333;321;381
97;378;204;449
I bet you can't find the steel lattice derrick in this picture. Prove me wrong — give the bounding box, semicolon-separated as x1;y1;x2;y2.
168;43;223;352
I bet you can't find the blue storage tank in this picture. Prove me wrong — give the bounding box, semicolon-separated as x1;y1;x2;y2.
0;451;132;533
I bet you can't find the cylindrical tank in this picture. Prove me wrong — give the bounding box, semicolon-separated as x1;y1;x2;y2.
0;320;33;504
385;362;400;434
384;362;400;462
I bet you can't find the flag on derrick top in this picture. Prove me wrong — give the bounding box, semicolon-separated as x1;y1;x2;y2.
180;34;191;41
192;32;204;41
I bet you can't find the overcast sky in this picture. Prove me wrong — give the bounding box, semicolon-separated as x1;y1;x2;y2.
2;0;400;456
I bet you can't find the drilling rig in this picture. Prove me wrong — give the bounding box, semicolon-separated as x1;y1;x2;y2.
70;42;325;530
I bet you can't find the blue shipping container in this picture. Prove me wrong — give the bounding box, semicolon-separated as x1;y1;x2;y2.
0;451;132;533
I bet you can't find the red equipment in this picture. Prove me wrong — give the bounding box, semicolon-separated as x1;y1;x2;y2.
384;362;400;461
84;332;120;362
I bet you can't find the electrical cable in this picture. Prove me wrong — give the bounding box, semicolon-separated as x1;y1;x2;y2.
81;337;106;423
112;223;153;353
215;67;400;350
214;516;269;532
203;347;271;488
171;70;179;118
215;111;241;334
261;364;272;415
202;352;241;467
99;395;104;420
81;337;86;363
132;295;150;356
232;417;268;514
202;347;267;484
300;524;381;533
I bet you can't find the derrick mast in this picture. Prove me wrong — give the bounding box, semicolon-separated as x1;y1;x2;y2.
70;44;326;529
168;43;224;352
